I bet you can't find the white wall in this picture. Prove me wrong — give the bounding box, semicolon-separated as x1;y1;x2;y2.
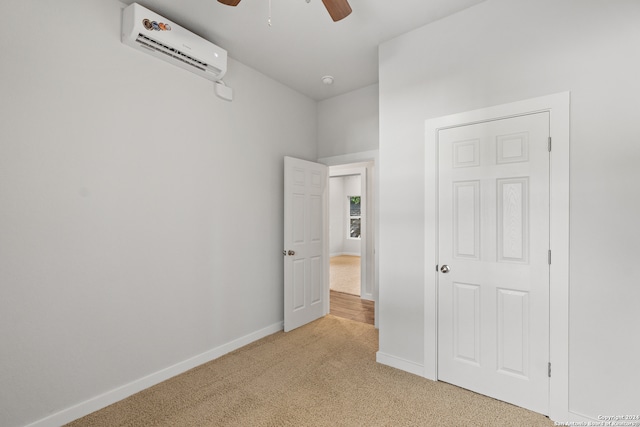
329;177;346;255
378;0;640;420
329;175;361;257
318;84;379;158
0;1;317;426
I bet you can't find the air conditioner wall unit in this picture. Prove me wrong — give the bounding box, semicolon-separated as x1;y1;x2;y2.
122;3;227;82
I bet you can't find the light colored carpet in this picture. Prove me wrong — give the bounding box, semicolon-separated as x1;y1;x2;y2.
330;255;360;295
66;315;554;427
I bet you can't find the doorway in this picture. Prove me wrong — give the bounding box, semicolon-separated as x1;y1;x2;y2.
326;161;375;325
284;154;378;330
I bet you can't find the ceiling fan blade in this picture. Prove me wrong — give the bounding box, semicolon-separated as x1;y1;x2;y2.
218;0;242;6
321;0;352;22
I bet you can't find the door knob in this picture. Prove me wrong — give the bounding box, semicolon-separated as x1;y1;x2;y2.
288;250;295;256
440;264;450;273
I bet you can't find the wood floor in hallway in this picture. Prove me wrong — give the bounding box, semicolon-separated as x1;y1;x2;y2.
330;290;374;325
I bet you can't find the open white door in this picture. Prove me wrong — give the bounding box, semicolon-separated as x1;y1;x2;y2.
284;156;329;332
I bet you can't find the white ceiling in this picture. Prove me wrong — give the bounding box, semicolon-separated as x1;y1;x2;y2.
120;0;485;100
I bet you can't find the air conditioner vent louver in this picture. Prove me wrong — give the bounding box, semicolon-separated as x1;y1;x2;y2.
122;3;227;81
136;34;214;72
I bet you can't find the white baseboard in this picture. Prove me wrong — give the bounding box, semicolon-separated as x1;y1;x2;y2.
376;351;425;377
360;292;374;301
26;321;283;427
330;252;361;258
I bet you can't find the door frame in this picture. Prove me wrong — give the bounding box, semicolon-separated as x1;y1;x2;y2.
424;92;570;421
318;151;378;328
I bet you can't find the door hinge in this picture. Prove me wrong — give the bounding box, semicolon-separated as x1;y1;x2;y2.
548;136;552;152
548;250;552;265
548;362;552;378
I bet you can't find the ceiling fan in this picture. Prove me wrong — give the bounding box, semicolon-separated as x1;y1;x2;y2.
217;0;352;22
